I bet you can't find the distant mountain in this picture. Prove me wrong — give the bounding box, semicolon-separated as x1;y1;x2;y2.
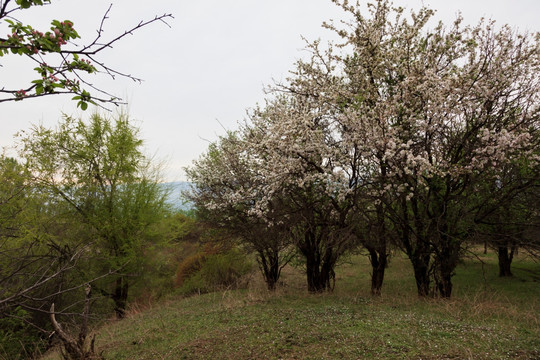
161;181;193;211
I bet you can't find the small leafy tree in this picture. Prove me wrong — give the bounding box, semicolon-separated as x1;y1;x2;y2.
476;164;540;277
18;112;169;318
0;0;172;109
0;155;65;310
0;155;97;357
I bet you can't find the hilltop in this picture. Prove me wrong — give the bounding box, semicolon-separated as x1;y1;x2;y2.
40;251;540;360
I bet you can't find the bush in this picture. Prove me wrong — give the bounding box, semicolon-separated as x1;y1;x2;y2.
178;248;252;295
0;307;44;360
175;252;207;287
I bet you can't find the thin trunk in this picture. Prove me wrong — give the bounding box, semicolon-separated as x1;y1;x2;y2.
304;246;334;292
436;269;453;298
400;195;430;296
435;232;457;298
112;276;129;319
306;251;324;292
411;254;431;297
50;285;102;359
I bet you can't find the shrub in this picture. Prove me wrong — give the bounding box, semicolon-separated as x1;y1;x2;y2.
178;248;252;295
0;307;44;360
175;252;207;287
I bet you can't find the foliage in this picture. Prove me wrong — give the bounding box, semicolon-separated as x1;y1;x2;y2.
17;112;170;318
0;155;62;310
185;132;296;290
176;252;208;287
0;155;98;358
0;307;41;360
177;247;253;296
0;0;172;108
0;150;161;358
475;166;540;276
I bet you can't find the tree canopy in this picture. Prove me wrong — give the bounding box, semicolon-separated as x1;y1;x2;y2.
17;112;170;317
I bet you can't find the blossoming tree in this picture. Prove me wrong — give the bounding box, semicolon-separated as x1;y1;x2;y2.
186;130;300;290
188;0;539;297
279;0;540;297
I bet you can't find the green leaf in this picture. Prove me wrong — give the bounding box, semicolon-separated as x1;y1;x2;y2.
78;101;88;110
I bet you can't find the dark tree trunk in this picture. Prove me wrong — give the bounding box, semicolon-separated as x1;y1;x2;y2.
257;249;281;291
498;245;514;277
413;266;430;297
434;237;459;298
399;196;431;297
297;226;337;293
436;269;453;298
112;277;129;319
368;247;387;296
306;251;325;292
304;245;334;293
411;254;431;297
434;256;455;298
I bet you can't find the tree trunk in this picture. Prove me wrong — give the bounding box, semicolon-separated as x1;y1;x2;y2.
50;284;103;360
299;229;336;293
305;249;335;292
411;255;430;297
399;196;431;297
498;245;514;277
368;248;387;296
112;277;129;319
434;237;458;298
257;250;281;291
306;251;324;292
436;267;453;298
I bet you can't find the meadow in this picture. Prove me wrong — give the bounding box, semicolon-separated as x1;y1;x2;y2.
40;248;539;360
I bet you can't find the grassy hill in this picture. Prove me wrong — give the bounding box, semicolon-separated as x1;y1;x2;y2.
41;250;539;360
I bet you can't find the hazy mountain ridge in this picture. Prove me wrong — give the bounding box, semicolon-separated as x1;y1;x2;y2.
162;181;193;211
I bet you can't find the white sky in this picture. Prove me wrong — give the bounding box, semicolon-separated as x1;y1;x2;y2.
1;0;538;181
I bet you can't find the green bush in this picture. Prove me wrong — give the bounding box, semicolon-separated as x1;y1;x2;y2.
0;307;44;360
178;248;252;295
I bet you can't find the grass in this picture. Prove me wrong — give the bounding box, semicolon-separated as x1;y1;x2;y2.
41;249;539;360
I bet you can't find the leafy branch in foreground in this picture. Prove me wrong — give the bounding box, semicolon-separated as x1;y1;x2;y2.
0;0;173;110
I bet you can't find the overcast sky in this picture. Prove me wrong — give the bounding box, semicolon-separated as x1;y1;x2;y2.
1;0;538;181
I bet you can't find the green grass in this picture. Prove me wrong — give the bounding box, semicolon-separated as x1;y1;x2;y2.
41;250;539;360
